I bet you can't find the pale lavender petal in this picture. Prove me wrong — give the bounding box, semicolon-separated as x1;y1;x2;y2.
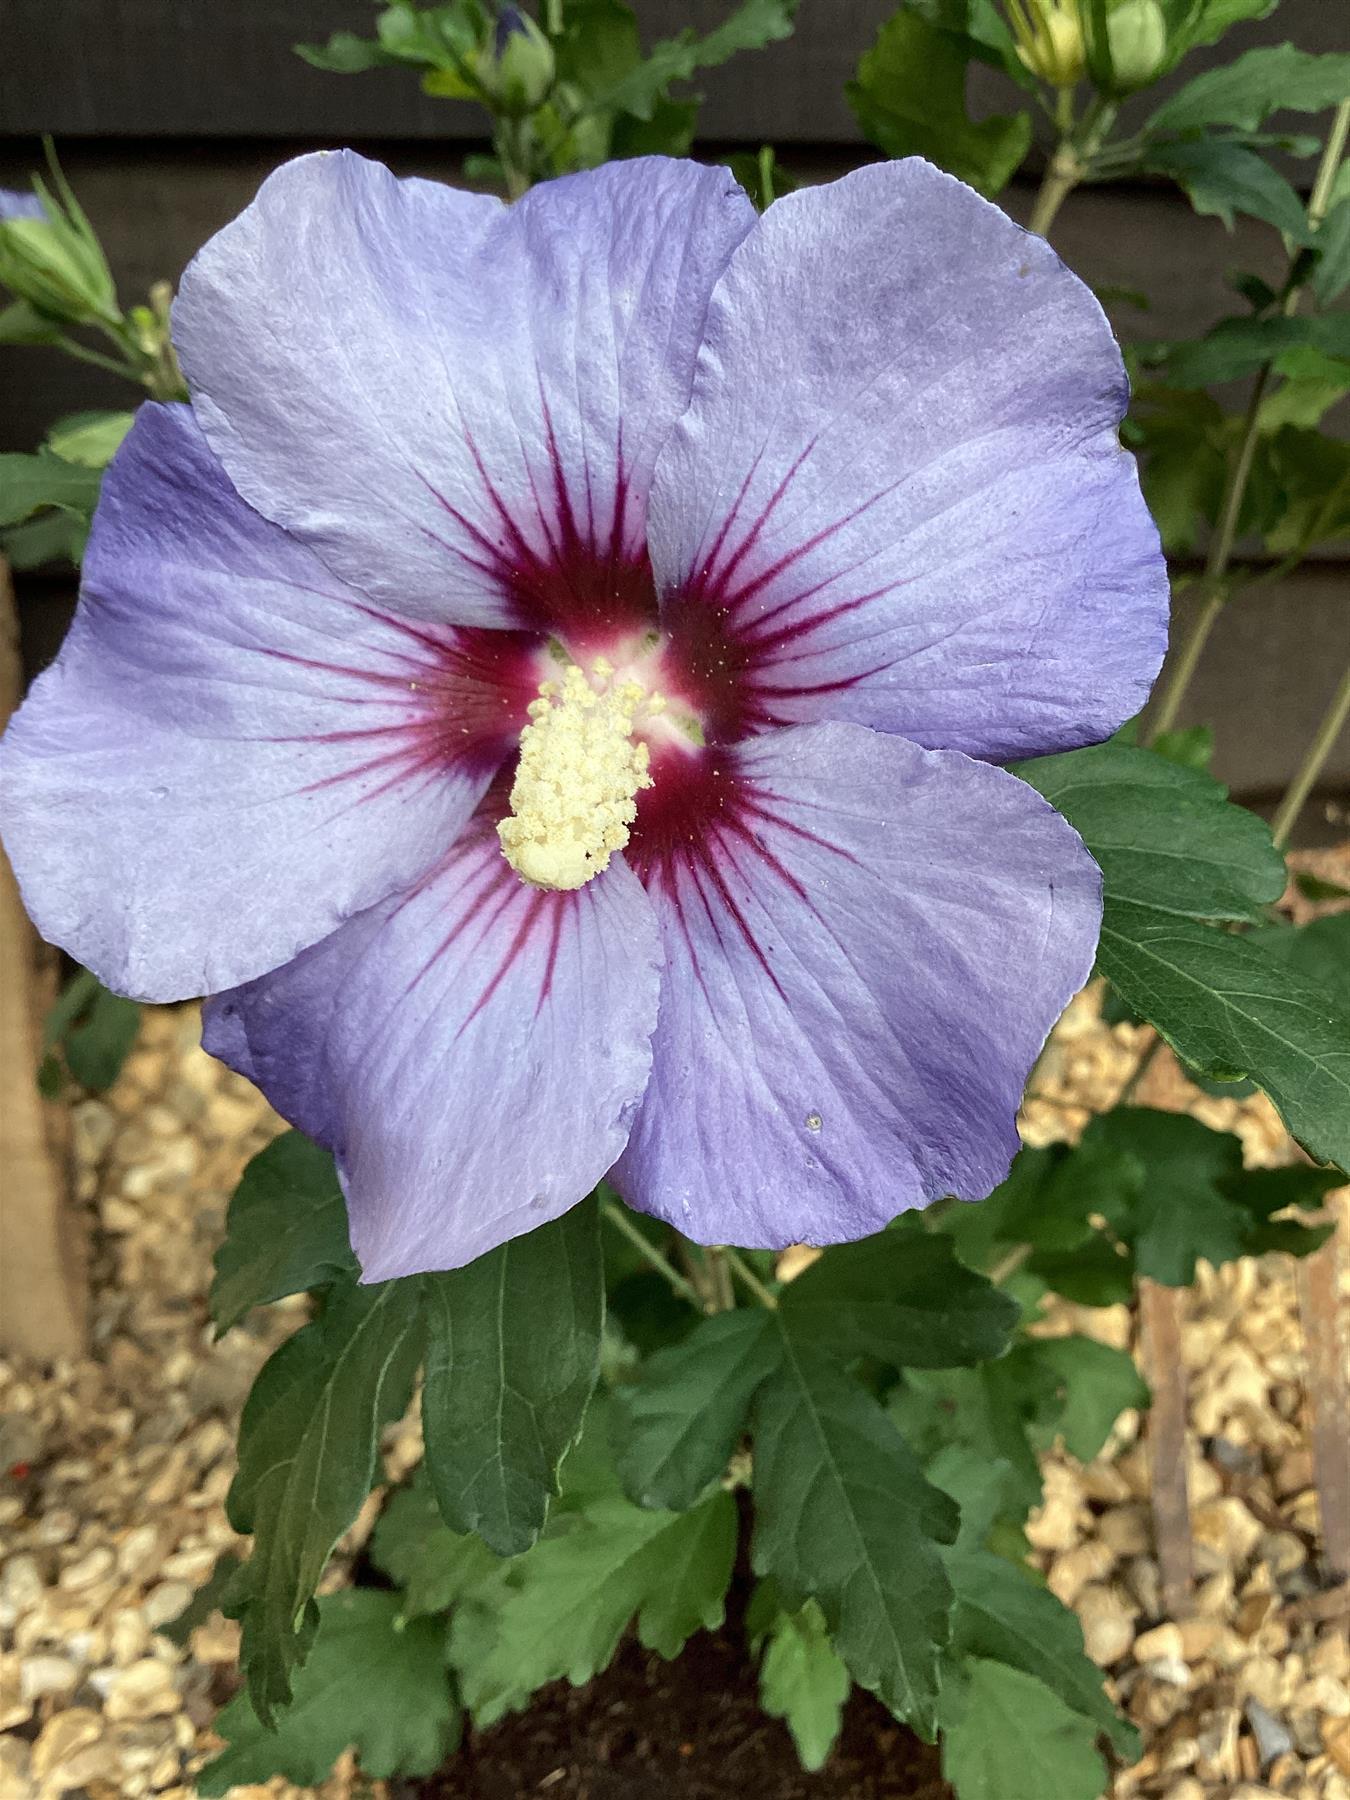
614;721;1100;1245
175;152;756;639
205;814;663;1279
650;159;1167;760
0;405;537;1000
0;189;45;222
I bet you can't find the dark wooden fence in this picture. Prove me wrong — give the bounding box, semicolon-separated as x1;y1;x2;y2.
2;1;1346;819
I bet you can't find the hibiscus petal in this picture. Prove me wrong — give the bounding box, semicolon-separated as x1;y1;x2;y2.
175;152;756;639
205;817;663;1279
614;720;1100;1246
0;405;536;1000
649;159;1167;759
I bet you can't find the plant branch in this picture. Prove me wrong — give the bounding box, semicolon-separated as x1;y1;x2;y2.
1028;97;1117;239
722;1247;779;1310
1149;102;1350;739
601;1201;703;1309
1271;662;1350;848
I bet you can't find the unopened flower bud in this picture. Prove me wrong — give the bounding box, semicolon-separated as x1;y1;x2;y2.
1007;0;1087;90
477;7;556;117
0;182;119;327
1105;0;1168;89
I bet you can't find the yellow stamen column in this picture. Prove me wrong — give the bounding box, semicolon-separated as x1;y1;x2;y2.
498;662;657;892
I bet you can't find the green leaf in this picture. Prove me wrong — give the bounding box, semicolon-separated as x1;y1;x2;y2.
1257;345;1350;433
1252;914;1350;1011
586;0;798;122
44;409;134;468
1094;914;1350;1171
940;1657;1109;1800
421;1199;604;1556
751;1592;850;1772
42;968;139;1093
751;1335;957;1735
450;1488;737;1725
295;30;398;73
944;1549;1137;1757
693;0;799;65
1261;425;1350;552
1016;744;1286;928
370;1474;501;1619
847;11;1031;198
1163;0;1278;63
0;298;62;344
1144;139;1312;240
0;508;87;569
609;93;699;157
613;1308;778;1510
1087;1108;1248;1283
161;1552;243;1647
209;1132;358;1335
227;1279;425;1722
1151;724;1214;772
198;1590;459;1793
1027;1335;1150;1462
1314;196;1350;305
0;449;102;527
1163;314;1350;387
779;1221;1019;1369
1146;46;1350;135
1127;383;1230;551
1017;746;1350;1170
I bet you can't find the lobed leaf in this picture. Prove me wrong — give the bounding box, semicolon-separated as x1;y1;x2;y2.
751;1591;851;1772
198;1590;459;1793
751;1334;957;1736
939;1657;1110;1800
779;1220;1019;1369
613;1308;778;1510
209;1131;357;1335
370;1475;502;1619
1147;45;1350;136
847;10;1031;197
227;1279;425;1722
450;1487;737;1725
421;1199;604;1556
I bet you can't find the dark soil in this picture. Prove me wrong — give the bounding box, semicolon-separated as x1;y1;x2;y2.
416;1592;952;1800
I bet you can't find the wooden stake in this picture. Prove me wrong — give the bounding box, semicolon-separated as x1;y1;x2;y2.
1297;1216;1350;1585
0;561;87;1360
1140;1277;1194;1618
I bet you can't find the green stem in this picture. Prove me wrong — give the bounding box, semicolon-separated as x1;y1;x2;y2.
722;1247;779;1310
601;1201;703;1309
703;1246;736;1312
54;335;145;383
1271;663;1350;848
1028;97;1117;240
1149;103;1350;740
1115;1029;1163;1107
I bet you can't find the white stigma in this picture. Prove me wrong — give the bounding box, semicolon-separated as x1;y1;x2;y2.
498;659;661;891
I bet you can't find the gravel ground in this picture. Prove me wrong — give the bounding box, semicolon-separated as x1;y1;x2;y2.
0;960;1347;1799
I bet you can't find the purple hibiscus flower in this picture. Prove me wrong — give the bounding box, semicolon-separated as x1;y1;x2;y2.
0;153;1167;1278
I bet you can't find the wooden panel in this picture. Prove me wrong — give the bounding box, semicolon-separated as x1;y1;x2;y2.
0;0;1340;143
0;139;1310;454
1146;565;1350;809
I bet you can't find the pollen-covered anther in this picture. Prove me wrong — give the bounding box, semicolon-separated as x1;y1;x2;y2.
498;661;657;891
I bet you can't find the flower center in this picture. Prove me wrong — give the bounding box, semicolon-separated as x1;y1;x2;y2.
498;659;665;891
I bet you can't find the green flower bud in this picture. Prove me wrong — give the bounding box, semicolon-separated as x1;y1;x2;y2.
1105;0;1168;90
0;181;119;328
1006;0;1086;90
477;7;556;118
